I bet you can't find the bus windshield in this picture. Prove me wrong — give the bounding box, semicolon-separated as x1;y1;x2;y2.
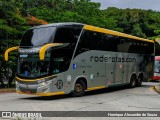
20;27;56;47
154;61;160;73
17;25;83;78
17;49;71;79
17;54;50;78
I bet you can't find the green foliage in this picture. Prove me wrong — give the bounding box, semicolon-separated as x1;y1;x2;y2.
132;24;146;37
1;0;160;58
1;0;160;87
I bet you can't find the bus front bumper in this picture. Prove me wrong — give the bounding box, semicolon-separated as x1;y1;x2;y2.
16;80;65;96
16;90;65;96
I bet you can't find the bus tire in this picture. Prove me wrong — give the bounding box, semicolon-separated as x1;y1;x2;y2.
129;75;136;88
71;80;85;97
136;75;143;87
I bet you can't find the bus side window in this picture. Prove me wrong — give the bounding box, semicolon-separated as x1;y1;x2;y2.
117;38;131;53
147;42;154;54
54;27;75;43
79;31;90;51
54;26;82;45
102;34;119;52
128;41;150;54
77;30;103;52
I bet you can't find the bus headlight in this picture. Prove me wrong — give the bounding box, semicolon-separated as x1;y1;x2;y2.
15;81;18;85
15;81;19;87
39;80;52;87
40;82;47;87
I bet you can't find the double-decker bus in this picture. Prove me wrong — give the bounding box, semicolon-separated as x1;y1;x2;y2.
4;22;155;97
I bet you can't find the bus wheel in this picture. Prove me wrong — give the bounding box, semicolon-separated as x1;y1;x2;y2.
136;76;143;87
129;75;136;88
72;80;85;97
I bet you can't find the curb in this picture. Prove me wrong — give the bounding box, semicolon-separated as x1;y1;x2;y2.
154;85;160;93
0;88;16;94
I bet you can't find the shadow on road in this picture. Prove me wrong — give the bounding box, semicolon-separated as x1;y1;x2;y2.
19;82;158;101
20;85;130;101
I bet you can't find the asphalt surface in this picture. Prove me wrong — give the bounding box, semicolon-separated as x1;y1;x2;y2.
0;82;160;120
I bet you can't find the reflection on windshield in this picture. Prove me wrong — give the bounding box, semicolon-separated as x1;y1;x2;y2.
154;61;160;73
20;27;56;47
50;57;66;74
18;61;50;78
18;54;50;78
17;53;70;78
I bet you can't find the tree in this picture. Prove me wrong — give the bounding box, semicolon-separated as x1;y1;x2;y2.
132;23;146;37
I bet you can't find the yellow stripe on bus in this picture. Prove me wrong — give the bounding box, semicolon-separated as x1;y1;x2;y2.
4;46;19;61
87;86;106;91
39;43;63;60
16;90;65;96
84;25;154;43
16;75;57;82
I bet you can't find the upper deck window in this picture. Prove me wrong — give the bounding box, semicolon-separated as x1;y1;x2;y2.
54;26;82;44
20;27;56;47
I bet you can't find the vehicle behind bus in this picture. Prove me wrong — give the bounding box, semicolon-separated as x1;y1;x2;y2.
153;56;160;81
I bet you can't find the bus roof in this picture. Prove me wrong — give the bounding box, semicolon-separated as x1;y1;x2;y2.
31;22;84;29
30;22;153;43
155;56;160;61
83;25;154;43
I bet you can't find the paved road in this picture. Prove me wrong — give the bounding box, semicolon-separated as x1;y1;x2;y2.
0;82;160;120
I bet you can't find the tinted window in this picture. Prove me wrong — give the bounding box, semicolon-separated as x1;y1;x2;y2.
101;34;120;52
79;30;102;50
54;26;82;44
147;42;154;54
76;30;154;55
117;38;130;52
128;40;154;54
78;30;120;52
49;26;83;72
20;27;56;47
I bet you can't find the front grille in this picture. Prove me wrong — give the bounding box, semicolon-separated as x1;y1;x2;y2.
19;86;37;93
